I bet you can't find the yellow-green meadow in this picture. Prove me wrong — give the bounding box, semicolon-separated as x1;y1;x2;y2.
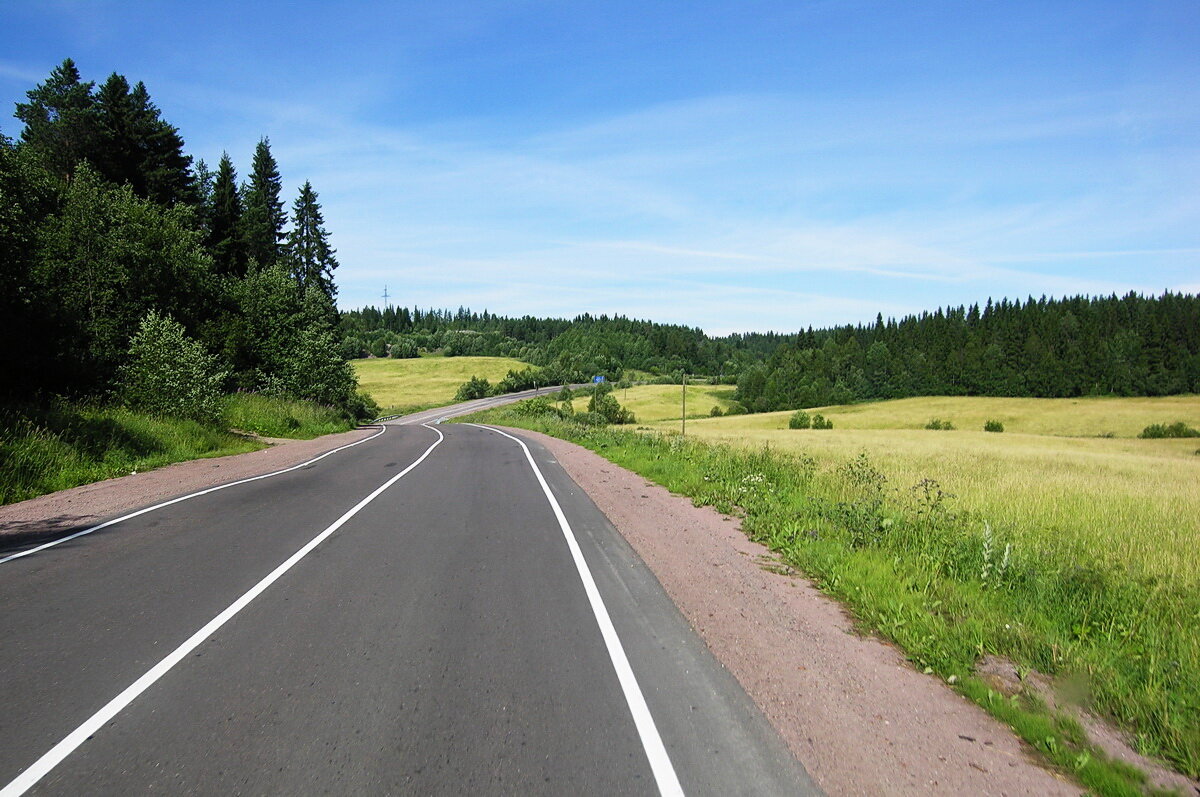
352;355;535;413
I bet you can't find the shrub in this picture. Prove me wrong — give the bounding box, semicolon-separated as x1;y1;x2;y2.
811;413;833;430
710;405;724;417
1139;421;1200;439
587;385;636;424
925;418;955;430
455;376;493;401
789;410;811;429
723;401;748;416
984;419;1005;433
118;311;227;424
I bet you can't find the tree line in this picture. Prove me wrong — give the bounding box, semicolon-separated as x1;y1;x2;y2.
1;59;370;418
343;292;1198;412
340;306;755;381
735;293;1200;412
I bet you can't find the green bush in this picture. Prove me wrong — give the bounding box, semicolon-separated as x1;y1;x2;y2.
118;311;227;424
789;410;811;429
1139;421;1200;439
984;419;1005;433
455;376;493;401
723;401;748;416
587;385;636;424
710;405;724;417
811;413;833;430
925;418;955;430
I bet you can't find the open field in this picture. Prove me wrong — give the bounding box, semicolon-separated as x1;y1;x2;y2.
679;395;1200;438
468;394;1200;786
617;383;739;423
648;396;1200;584
352;355;535;413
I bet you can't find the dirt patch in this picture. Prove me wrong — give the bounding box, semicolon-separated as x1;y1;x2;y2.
519;427;1082;796
0;426;379;547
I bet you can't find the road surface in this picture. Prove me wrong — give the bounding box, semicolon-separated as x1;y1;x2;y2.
0;400;817;795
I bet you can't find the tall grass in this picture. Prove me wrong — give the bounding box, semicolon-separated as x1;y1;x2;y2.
1;394;359;506
464;404;1200;792
0;403;259;505
223;392;355;439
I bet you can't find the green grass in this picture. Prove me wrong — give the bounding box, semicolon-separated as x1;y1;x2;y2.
615;383;739;423
0;402;260;505
223;392;356;439
699;394;1200;438
1;394;359;506
351;355;535;414
460;396;1200;792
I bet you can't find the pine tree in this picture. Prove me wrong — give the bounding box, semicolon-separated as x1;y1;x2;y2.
285;181;338;299
14;58;97;182
240;137;285;269
208;153;244;277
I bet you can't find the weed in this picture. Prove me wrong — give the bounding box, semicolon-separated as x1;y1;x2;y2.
984;419;1005;433
926;418;956;430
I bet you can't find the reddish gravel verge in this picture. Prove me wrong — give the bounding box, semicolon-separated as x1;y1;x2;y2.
0;426;379;545
517;427;1082;797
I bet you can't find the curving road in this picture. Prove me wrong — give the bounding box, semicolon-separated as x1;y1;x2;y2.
0;402;817;795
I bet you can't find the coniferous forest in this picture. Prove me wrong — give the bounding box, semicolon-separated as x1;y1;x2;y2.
1;59;371;418
342;292;1200;411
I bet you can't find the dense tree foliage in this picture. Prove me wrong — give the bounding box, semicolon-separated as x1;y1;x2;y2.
734;294;1200;412
341;306;750;381
1;59;368;418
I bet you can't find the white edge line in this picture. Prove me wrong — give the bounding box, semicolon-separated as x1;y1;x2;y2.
0;423;445;797
1;425;390;566
466;423;685;797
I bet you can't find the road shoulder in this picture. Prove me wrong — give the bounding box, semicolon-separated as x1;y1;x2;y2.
0;426;380;550
509;426;1079;796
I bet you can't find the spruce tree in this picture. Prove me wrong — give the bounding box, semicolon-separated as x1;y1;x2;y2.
208;153;244;277
15;58;97;182
240;137;285;269
285;181;338;299
127;81;196;206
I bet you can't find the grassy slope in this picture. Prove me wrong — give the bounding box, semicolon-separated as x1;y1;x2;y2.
464;393;1200;790
352;355;534;414
616;383;739;423
1;395;357;506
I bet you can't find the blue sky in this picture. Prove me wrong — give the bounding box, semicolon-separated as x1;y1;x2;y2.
2;1;1197;334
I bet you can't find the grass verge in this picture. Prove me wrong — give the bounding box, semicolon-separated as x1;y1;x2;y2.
1;394;358;506
459;404;1199;795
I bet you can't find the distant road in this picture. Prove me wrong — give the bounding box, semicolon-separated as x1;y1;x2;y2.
0;400;816;794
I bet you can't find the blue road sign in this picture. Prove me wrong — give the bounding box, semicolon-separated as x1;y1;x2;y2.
593;375;606;384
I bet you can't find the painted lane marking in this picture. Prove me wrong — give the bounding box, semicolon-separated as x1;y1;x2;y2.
467;423;685;797
1;425;390;566
0;424;445;796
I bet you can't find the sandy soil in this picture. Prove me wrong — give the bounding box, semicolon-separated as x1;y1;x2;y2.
518;428;1082;796
0;426;379;545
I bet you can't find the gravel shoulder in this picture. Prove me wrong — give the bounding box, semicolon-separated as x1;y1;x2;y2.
0;426;379;549
515;427;1081;796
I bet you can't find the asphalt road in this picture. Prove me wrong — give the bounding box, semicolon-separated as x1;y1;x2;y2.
0;405;817;795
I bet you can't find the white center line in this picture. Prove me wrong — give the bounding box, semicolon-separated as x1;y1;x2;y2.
468;423;686;797
0;424;445;797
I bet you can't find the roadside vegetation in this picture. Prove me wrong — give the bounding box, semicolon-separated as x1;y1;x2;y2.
461;393;1200;794
0;393;355;505
1;60;377;504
